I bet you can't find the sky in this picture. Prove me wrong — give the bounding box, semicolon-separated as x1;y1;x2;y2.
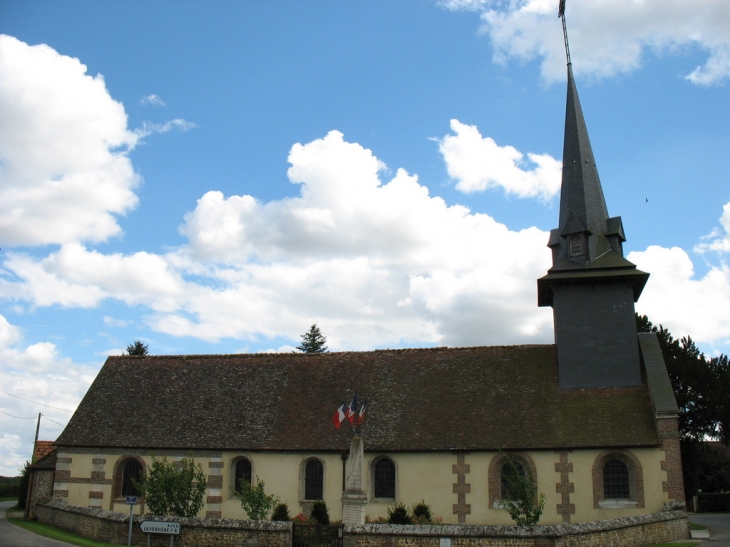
0;0;729;476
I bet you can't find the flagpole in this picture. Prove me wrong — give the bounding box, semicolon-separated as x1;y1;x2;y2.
559;0;571;65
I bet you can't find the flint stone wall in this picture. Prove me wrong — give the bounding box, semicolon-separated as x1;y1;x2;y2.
36;500;687;547
35;499;290;547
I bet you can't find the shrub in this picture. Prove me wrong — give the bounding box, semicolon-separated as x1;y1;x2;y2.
387;502;411;524
271;502;291;521
236;476;279;520
500;455;545;526
411;500;432;522
310;501;330;524
136;455;206;517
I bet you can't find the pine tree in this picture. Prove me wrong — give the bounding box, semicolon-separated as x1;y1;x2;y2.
296;324;328;354
126;340;149;356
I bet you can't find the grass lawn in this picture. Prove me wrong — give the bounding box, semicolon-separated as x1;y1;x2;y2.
0;496;18;502
7;516;115;547
688;521;706;530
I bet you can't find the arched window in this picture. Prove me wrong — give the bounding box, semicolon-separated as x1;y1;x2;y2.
121;459;143;497
112;456;146;504
234;458;252;491
603;459;630;499
304;459;323;500
373;458;396;499
592;450;644;508
500;460;526;501
488;453;537;510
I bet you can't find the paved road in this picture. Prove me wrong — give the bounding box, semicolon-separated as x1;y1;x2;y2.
0;500;75;547
689;513;730;546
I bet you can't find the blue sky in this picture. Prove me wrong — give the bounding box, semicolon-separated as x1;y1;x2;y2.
1;0;729;474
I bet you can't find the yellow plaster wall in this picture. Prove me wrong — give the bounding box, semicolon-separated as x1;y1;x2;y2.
58;446;670;524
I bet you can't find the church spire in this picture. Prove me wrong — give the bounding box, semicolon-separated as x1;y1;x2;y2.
537;1;649;389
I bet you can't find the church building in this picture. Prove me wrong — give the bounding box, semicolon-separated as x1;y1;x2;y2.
46;28;685;527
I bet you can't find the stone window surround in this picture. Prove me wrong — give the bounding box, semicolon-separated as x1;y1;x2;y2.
592;449;644;509
110;454;146;511
488;452;538;510
299;456;326;503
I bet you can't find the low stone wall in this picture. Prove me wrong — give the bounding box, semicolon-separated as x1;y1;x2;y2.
36;500;687;547
35;500;291;547
344;512;689;547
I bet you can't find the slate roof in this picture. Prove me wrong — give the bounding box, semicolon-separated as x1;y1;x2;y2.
56;345;660;453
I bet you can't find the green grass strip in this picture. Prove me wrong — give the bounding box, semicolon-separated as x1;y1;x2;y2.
688;521;707;530
7;517;115;547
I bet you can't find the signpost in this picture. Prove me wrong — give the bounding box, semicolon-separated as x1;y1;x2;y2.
125;496;137;546
139;521;180;535
140;520;180;547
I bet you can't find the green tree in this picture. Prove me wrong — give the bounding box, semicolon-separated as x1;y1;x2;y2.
499;455;545;526
17;460;30;510
636;314;726;442
236;476;279;520
136;455;206;517
296;324;328;354
636;314;730;499
126;340;149;356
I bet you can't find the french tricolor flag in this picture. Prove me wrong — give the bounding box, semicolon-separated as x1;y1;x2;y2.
332;401;347;429
356;397;368;425
346;395;358;425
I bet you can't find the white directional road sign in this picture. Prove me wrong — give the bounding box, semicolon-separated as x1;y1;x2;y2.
139;521;180;535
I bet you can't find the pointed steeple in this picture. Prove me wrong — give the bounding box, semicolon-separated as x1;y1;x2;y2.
536;3;649;389
558;64;609;259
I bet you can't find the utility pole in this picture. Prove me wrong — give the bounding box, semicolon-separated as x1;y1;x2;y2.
32;412;41;462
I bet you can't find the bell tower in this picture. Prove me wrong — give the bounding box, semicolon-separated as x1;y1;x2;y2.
537;4;649;389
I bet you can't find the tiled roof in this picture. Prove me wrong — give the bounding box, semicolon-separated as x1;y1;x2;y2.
56;345;659;452
33;441;55;462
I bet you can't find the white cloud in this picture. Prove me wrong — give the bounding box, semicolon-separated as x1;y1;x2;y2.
442;0;730;85
0;314;95;476
696;202;730;254
631;246;730;352
0;244;187;311
438;119;561;200
140;94;165;106
137;118;197;137
0;34;141;247
3;129;555;349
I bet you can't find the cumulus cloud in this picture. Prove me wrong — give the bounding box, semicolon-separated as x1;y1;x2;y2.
1;244;186;311
441;0;730;85
631;246;730;352
0;35;141;247
696;202;730;254
438;119;561;200
3;129;555;349
0;314;95;475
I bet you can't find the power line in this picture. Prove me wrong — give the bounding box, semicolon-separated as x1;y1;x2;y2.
0;389;74;412
0;408;37;419
42;415;67;428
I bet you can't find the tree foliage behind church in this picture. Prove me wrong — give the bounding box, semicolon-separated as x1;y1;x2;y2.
126;340;149;356
296;324;328;353
636;314;729;443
